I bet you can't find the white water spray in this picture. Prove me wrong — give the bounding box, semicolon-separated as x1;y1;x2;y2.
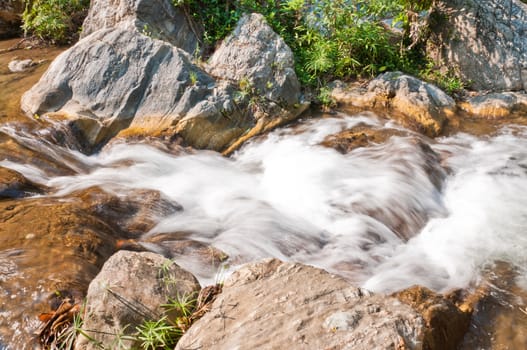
2;114;526;292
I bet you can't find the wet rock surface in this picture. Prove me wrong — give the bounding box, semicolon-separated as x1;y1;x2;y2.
7;58;38;72
459;92;527;119
394;286;471;350
458;262;527;350
321;123;408;154
429;0;527;92
76;251;200;349
0;166;43;198
331;73;456;137
176;258;427;350
0;186;182;348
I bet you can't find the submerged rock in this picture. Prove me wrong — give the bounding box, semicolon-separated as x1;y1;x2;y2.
428;0;527;92
0;186;182;348
22;2;305;153
321;124;408;154
76;251;200;349
176;258;427;350
459;92;527;119
7;58;38;73
0;166;43;198
331;72;456;137
457;261;527;350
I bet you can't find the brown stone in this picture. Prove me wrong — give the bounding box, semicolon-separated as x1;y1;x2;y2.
0;186;182;348
177;259;426;350
331;73;456;137
321;124;407;154
394;286;472;350
0;166;43;199
76;251;200;349
459;92;527;119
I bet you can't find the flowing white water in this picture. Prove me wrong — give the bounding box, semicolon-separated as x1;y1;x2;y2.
2;113;527;293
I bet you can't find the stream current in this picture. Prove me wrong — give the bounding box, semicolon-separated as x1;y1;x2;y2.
1;111;527;348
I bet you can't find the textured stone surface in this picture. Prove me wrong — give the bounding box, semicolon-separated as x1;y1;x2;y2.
22;12;305;153
81;0;200;54
459;92;527;118
331;72;455;137
207;13;301;107
429;0;527;91
76;251;200;349
21;28;239;151
394;286;471;350
177;258;426;350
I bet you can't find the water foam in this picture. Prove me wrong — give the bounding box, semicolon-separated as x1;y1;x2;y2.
3;114;527;292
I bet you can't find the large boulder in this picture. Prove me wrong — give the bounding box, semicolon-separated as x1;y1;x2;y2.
21;27;241;151
81;0;200;55
0;0;23;39
22;10;306;153
76;251;200;349
176;259;427;350
207;13;301;108
331;73;456;137
428;0;527;92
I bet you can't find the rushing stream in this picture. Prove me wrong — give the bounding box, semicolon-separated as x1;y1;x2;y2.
4;113;527;291
1;110;527;348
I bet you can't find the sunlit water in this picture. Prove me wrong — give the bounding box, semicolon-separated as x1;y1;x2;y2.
2;113;527;295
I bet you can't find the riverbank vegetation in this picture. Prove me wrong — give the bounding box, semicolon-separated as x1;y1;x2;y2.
174;0;467;95
19;0;465;96
21;0;88;42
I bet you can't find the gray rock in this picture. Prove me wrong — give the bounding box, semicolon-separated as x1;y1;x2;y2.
21;13;306;153
76;250;200;349
21;28;238;151
207;13;301;107
331;72;455;136
176;258;426;350
81;0;200;54
460;91;527;118
428;0;527;91
8;59;37;72
0;0;23;39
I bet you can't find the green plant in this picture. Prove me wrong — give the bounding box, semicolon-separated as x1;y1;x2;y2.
174;0;438;101
53;312;84;349
163;292;196;318
189;71;198;85
22;0;89;43
419;60;467;95
317;86;336;109
136;317;182;350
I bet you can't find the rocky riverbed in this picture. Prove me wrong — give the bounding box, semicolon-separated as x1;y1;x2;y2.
1;0;527;349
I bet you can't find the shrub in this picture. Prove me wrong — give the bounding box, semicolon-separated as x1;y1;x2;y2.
21;0;89;43
175;0;438;89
